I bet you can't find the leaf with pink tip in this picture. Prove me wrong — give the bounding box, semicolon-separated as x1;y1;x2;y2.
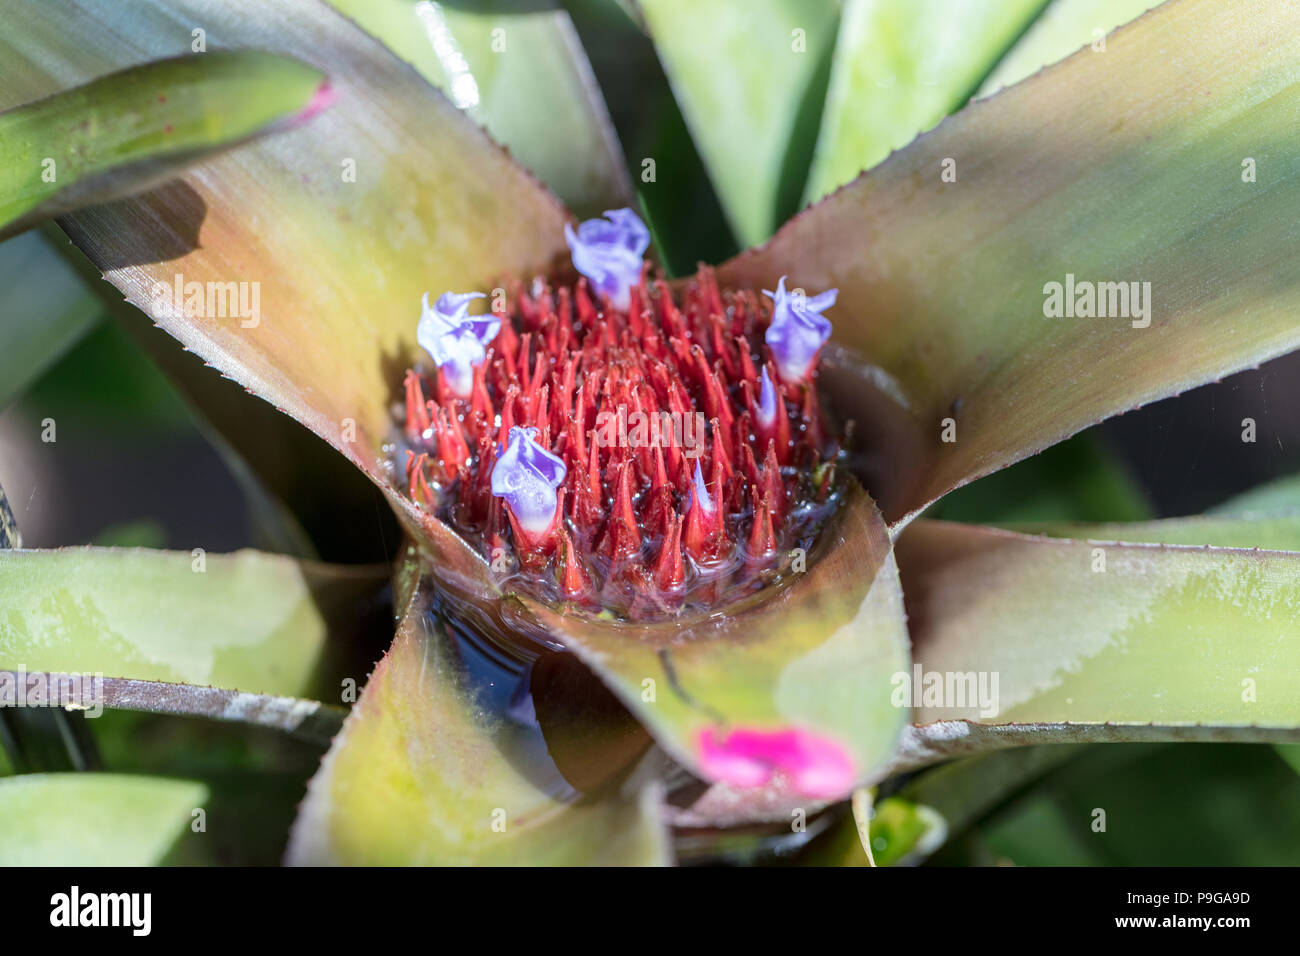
719;0;1300;525
516;482;911;809
0;49;328;241
892;519;1300;769
285;577;670;866
0;0;574;586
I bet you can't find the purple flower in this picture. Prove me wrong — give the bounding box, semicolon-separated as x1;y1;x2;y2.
692;459;715;514
763;276;837;382
417;290;499;399
491;426;567;535
757;365;779;427
564;207;651;310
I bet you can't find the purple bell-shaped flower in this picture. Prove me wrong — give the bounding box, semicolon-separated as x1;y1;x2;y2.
564;207;651;310
491;426;567;536
762;276;837;383
417;290;499;399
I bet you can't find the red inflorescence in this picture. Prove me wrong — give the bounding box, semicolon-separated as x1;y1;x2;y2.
396;265;843;619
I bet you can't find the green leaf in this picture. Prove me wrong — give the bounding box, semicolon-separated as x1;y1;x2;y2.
639;0;839;246
1011;513;1300;551
804;0;1048;204
0;548;383;700
89;708;324;777
805;746;1080;865
977;791;1104;865
872;746;1081;865
564;0;738;272
1277;743;1300;776
978;0;1162;97
0;0;572;581
1011;492;1300;798
286;579;670;865
327;0;631;218
857;795;941;866
718;0;1300;525
0;773;207;865
569;0;743;273
1210;474;1300;516
0;280;321;559
1;706;100;773
518;483;910;812
14;311;190;431
0;769;312;864
983;743;1300;865
87;708;330;863
895;521;1300;736
0;49;328;240
0;231;101;410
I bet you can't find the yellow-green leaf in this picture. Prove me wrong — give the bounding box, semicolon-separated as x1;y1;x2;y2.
895;521;1300;733
1211;475;1300;517
286;578;670;865
1012;513;1300;551
804;0;1048;203
978;0;1162;97
0;548;383;700
0;774;207;865
327;0;632;216
517;482;910;809
847;746;1080;866
640;0;839;246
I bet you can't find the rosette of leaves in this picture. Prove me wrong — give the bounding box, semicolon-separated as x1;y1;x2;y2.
3;0;1300;866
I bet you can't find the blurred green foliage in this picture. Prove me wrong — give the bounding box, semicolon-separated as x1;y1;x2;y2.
979;744;1300;866
928;432;1151;524
21;321;191;432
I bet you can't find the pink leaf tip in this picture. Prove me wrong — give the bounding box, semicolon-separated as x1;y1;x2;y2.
696;725;855;799
294;79;337;124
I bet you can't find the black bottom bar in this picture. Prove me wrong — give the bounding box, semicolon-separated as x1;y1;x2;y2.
0;866;1279;941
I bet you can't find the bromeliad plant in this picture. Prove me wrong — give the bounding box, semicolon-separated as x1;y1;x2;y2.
3;0;1300;865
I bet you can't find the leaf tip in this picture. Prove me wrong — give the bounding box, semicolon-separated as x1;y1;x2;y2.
293;78;337;126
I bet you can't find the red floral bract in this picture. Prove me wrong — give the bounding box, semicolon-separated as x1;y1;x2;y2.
395;266;845;620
